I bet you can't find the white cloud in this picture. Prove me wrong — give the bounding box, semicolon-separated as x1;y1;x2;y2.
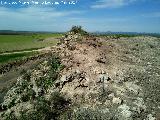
91;0;137;9
0;7;82;18
0;6;130;32
0;6;84;31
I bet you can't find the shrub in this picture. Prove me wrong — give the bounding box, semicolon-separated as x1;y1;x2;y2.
19;92;70;120
3;111;17;120
49;56;64;80
36;56;64;91
22;71;31;81
70;26;88;35
21;89;36;102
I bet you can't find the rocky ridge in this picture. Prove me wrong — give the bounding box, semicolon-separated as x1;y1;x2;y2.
0;31;158;120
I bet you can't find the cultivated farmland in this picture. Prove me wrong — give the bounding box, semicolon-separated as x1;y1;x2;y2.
0;33;62;53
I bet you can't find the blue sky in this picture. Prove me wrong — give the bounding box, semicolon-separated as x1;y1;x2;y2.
0;0;160;33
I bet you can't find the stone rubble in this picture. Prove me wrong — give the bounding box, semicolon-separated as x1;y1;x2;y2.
0;32;157;120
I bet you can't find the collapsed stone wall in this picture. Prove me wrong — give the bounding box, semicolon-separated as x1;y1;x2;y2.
0;32;156;120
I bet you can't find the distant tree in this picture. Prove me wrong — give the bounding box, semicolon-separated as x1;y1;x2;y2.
70;26;88;35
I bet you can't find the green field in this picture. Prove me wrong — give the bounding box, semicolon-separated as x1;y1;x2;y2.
0;33;62;53
0;52;37;64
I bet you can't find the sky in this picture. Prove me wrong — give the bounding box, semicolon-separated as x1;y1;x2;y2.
0;0;160;33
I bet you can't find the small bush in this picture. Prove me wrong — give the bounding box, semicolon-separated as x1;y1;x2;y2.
36;56;64;91
22;71;31;81
49;56;64;79
21;89;36;102
19;92;70;120
70;26;88;35
3;111;17;120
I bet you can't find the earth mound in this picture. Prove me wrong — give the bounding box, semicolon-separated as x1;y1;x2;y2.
0;28;159;120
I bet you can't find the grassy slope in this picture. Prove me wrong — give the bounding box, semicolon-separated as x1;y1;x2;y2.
0;52;45;104
0;33;62;53
0;52;37;64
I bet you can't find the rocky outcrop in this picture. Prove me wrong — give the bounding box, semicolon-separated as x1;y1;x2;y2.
0;32;157;120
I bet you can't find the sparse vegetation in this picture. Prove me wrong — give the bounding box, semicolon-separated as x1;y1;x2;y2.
19;93;69;120
0;53;71;120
